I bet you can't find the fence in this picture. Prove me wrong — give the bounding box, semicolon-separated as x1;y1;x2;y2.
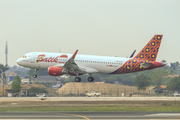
57;87;155;97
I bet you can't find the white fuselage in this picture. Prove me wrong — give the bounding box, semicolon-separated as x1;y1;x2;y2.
17;52;130;74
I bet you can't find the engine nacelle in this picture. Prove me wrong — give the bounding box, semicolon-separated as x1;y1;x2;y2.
48;66;63;76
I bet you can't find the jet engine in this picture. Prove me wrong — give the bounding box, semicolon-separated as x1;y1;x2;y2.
48;66;64;76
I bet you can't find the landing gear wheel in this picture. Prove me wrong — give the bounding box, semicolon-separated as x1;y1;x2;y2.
75;77;81;82
88;77;94;82
33;69;38;78
33;75;37;78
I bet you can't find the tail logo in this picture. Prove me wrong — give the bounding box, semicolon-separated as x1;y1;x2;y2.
146;48;149;52
112;34;163;74
151;42;155;46
157;35;161;40
140;54;144;58
133;34;163;61
151;54;155;58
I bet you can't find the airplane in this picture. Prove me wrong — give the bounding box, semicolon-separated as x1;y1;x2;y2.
17;34;165;82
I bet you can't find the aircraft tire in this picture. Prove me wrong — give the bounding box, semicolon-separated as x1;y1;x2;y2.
75;77;81;82
88;77;94;82
33;75;37;78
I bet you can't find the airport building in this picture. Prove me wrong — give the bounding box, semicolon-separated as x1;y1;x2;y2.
0;71;17;86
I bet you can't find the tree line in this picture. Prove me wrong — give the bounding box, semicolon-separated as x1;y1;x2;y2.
1;61;180;95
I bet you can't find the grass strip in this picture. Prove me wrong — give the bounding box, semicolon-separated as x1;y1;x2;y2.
0;105;180;112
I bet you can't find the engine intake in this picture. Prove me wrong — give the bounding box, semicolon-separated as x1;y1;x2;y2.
48;66;63;76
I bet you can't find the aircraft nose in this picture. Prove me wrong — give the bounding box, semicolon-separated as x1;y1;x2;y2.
16;58;23;65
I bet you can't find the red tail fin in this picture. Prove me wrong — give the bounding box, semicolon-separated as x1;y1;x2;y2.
133;35;163;61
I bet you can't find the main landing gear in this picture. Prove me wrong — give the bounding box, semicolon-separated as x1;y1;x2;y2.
33;69;38;78
88;76;94;82
74;76;94;82
75;77;81;82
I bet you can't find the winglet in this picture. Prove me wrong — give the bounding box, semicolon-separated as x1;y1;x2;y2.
129;50;136;58
71;50;78;59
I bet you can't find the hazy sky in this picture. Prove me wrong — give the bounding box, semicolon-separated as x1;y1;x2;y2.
0;0;180;66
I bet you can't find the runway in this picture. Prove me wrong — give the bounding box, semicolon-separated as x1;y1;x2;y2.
0;112;180;120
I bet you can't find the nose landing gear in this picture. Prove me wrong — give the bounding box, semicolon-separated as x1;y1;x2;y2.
33;75;37;78
33;69;38;78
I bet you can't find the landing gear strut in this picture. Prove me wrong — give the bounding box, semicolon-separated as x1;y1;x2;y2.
75;77;81;82
33;69;38;78
88;76;94;82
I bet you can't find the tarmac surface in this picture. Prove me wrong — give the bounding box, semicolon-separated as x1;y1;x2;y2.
0;97;180;101
0;97;180;120
0;111;180;120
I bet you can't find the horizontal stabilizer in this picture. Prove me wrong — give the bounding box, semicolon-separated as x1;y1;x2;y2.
140;63;153;68
162;62;168;66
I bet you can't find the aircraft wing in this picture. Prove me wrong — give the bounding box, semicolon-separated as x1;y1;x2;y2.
63;50;79;69
59;50;98;75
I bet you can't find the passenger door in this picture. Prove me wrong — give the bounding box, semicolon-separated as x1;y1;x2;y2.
30;53;36;63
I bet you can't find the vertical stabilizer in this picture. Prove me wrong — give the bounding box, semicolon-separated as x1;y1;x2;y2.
133;35;163;61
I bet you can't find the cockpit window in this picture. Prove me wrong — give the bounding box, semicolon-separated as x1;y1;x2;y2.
23;56;27;58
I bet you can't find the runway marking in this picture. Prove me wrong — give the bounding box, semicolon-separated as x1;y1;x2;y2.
66;114;90;120
55;113;90;120
144;113;180;117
